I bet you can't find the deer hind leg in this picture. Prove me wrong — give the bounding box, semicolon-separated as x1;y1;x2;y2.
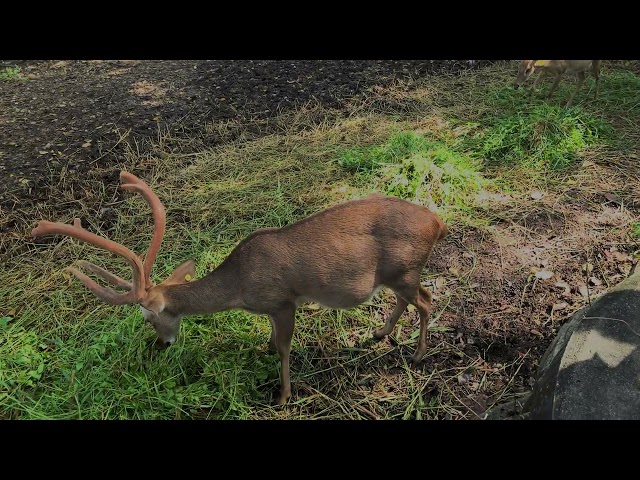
567;71;586;107
412;286;433;365
389;276;433;366
270;305;296;405
373;293;408;340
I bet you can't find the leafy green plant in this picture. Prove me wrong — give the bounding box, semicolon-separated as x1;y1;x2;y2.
338;131;432;173
0;323;48;400
338;132;490;216
468;105;609;169
0;66;23;81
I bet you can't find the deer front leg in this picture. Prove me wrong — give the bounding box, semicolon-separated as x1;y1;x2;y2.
271;306;296;405
530;71;546;96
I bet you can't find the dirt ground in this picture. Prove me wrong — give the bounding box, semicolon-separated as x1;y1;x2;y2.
0;60;494;230
4;60;637;419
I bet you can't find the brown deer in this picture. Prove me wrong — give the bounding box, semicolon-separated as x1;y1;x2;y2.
514;60;602;106
31;171;448;405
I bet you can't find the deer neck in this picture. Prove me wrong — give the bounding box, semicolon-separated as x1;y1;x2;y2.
161;264;241;316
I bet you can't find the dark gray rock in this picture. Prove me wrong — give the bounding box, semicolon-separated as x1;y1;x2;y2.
522;270;640;419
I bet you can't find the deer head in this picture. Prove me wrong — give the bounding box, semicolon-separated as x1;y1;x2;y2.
514;60;539;89
31;171;194;347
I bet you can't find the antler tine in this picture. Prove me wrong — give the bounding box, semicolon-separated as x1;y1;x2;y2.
31;218;145;305
76;260;133;291
119;171;166;290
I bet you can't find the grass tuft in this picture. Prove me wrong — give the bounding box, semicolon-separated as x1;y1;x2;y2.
0;66;23;81
467;105;609;169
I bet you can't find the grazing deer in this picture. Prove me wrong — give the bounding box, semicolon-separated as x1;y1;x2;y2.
514;60;601;106
31;171;448;405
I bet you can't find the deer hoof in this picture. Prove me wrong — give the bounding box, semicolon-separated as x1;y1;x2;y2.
373;329;387;340
411;354;425;367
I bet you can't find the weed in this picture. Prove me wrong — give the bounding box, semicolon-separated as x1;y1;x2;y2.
0;66;23;81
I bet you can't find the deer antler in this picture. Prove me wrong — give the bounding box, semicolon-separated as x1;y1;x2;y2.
31;218;145;305
31;171;167;303
119;171;166;289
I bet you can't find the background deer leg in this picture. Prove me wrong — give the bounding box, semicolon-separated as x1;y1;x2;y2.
271;305;296;405
530;72;546;96
567;71;586;107
547;74;563;101
373;293;408;339
592;61;601;99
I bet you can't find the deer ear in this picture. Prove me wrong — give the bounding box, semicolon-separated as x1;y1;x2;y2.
160;260;196;287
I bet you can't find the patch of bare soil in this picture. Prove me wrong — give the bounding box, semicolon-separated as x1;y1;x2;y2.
0;60;494;233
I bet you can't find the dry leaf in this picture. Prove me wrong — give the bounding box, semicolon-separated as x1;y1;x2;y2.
582;263;594;273
531;190;543;200
582;160;595;167
462;252;474;259
448;266;460;276
612;251;631;262
8;309;16;316
307;303;321;310
435;277;446;289
82;142;91;148
552;302;569;311
578;285;590;299
555;281;571;295
531;329;543;337
407;304;416;313
535;270;554;280
461;394;488;416
589;276;602;286
38;150;48;155
604;193;620;203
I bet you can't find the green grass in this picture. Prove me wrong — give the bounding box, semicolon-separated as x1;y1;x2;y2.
338;132;490;222
2;61;639;420
0;66;23;81
467;105;610;169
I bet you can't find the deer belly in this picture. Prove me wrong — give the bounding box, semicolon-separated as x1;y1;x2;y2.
296;286;382;310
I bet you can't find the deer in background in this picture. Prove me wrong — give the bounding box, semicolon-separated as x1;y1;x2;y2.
514;60;602;107
32;171;448;405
